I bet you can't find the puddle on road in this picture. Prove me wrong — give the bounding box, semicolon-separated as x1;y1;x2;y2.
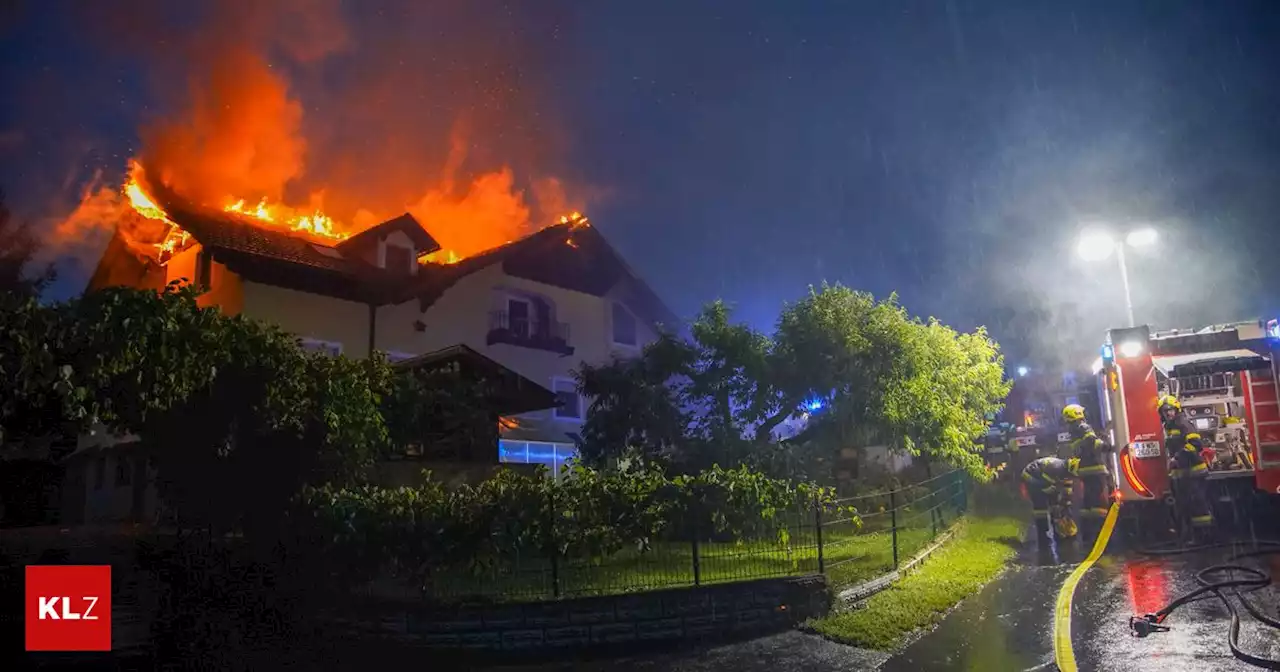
879;563;1071;672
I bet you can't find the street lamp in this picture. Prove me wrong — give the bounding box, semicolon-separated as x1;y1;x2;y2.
1076;227;1158;327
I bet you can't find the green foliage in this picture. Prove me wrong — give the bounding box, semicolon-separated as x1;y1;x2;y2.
0;283;490;534
381;363;496;461
291;463;852;592
576;283;1011;480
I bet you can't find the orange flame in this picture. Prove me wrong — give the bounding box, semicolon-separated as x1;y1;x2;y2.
121;161;193;262
421;249;461;265
223;197;348;241
124;163;173;224
560;211;589;228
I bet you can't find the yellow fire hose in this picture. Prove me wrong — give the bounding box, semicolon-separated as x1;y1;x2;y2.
1053;502;1121;672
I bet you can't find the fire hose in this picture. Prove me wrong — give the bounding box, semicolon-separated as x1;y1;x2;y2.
1130;540;1280;670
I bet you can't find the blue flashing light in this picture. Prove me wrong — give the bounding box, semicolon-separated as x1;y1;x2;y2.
1016;366;1029;377
1101;344;1115;362
804;398;825;412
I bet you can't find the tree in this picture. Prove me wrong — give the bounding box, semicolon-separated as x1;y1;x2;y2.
0;282;493;536
0;189;55;298
576;284;1011;479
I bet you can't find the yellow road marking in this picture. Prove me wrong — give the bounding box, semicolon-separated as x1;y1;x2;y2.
1053;502;1121;672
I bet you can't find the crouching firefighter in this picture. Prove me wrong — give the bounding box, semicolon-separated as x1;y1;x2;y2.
1022;456;1081;545
1062;403;1115;541
1158;395;1215;536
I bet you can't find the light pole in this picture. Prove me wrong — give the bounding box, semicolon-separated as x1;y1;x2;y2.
1077;227;1157;327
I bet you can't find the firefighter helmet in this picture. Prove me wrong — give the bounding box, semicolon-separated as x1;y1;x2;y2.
1157;395;1181;413
1061;404;1087;424
1054;515;1079;539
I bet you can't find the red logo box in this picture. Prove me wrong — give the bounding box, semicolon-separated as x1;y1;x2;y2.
25;565;112;652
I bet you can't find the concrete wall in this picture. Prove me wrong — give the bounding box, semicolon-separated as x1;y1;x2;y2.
315;575;829;653
163;244;244;314
241;281;370;357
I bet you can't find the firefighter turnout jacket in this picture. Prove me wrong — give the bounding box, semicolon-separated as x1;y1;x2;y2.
1164;411;1213;528
1022;457;1077;516
1067;420;1112;519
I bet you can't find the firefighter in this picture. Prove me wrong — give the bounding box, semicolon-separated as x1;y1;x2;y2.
1158;395;1214;535
1061;404;1114;540
1022;456;1081;545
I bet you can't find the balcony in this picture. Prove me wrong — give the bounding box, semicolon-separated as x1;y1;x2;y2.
487;310;574;356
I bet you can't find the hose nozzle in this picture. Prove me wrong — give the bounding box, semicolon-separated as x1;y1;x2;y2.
1128;614;1169;638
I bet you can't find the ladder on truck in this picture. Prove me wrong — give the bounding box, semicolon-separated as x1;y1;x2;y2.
1247;360;1280;493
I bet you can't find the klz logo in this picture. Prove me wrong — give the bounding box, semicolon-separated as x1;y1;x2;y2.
25;565;111;651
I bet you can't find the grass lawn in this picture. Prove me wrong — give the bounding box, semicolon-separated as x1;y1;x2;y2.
416;503;963;603
806;512;1024;649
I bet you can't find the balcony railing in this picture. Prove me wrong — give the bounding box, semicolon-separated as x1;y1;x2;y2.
488;310;574;356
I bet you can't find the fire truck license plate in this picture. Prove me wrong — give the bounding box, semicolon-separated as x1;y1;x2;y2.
1131;441;1162;459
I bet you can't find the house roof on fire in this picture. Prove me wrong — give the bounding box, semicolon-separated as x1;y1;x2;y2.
90;194;678;329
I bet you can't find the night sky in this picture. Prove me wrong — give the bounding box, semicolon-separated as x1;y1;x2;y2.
3;1;1280;371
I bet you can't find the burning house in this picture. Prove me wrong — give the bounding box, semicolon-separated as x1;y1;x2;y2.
67;164;676;523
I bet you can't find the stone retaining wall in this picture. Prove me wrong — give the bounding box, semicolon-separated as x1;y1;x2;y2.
319;575;830;653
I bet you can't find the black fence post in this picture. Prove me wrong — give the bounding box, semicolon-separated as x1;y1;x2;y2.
546;486;560;599
691;500;702;586
890;488;899;570
938;478;947;528
814;494;825;575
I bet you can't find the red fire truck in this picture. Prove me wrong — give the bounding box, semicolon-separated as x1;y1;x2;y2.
1097;319;1280;525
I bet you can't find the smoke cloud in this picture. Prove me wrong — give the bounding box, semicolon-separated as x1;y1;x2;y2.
54;0;583;259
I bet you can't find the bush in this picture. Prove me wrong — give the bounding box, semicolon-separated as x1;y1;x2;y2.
289;463;854;594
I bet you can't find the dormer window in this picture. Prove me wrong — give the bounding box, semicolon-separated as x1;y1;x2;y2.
384;243;414;275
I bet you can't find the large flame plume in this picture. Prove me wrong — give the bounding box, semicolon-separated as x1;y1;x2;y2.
53;0;586;266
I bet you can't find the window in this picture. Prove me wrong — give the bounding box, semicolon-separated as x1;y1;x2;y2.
553;378;581;420
499;440;579;480
384;243;413;275
508;298;531;338
612;302;637;346
1062;371;1078;389
115;456;131;487
94;458;106;490
298;337;343;357
195;250;212;289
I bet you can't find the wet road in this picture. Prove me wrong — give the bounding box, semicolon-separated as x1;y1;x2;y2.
1073;547;1280;671
483;534;1280;672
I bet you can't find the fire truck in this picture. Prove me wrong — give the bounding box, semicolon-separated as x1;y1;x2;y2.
1097;318;1280;528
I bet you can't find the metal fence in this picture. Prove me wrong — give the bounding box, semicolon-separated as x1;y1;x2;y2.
419;468;970;603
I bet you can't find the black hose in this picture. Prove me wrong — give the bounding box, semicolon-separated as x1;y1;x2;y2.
1132;540;1280;669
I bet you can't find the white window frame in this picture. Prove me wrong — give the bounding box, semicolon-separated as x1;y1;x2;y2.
611;302;639;348
551;377;582;421
298;337;343;357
